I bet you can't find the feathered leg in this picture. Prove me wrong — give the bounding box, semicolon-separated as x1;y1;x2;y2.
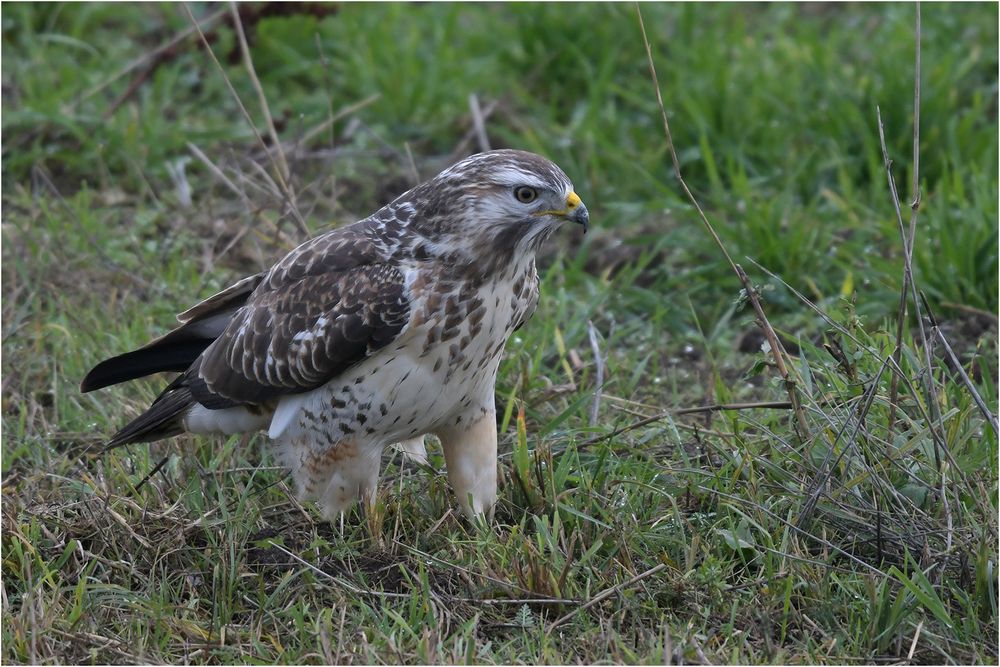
435;411;497;521
394;436;428;465
284;437;382;522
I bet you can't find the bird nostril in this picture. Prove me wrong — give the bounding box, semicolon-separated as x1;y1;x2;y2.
565;191;582;211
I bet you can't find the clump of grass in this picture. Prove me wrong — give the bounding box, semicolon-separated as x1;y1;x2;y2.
634;4;996;662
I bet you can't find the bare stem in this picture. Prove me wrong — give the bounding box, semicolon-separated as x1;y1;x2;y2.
887;5;923;438
468;93;492;153
77;6;228;109
229;3;291;184
546;563;667;633
635;5;810;441
876;103;942;471
181;2;307;235
587;320;607;427
923;297;999;435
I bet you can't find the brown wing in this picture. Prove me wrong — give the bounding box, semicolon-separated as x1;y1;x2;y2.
187;229;412;407
175;273;266;324
85;219;412;447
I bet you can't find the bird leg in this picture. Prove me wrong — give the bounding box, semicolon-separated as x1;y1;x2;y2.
394;436;428;465
435;411;498;522
289;439;382;523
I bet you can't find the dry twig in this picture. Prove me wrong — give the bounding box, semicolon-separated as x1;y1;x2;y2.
79;7;229;113
228;2;291;185
573;400;794;451
877;12;941;460
635;5;810;441
546;563;667;633
872;7;956;570
181;2;308;235
921;296;998;434
468;93;492;152
587;320;607;426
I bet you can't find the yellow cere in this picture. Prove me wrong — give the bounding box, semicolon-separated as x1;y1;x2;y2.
534;191;583;217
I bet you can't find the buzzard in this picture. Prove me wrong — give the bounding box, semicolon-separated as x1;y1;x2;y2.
81;150;589;522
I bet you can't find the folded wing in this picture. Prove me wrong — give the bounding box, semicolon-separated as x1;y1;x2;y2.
83;222;414;447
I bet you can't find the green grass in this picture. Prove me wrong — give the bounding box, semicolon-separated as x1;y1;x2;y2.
2;3;997;664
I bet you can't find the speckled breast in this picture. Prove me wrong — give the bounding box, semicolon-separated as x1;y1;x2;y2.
305;259;539;445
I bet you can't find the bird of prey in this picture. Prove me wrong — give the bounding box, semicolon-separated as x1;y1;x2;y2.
81;150;589;522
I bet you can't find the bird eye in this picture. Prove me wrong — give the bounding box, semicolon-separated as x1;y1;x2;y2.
514;186;538;204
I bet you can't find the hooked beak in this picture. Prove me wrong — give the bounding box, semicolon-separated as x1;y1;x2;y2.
564;191;589;233
536;191;589;233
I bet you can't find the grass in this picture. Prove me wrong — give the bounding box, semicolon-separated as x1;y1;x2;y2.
2;2;997;664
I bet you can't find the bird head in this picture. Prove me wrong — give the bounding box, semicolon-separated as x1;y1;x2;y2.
391;150;589;271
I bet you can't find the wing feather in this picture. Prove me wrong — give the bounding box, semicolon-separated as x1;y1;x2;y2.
80;274;265;393
188;226;412;406
84;217;415;447
176;273;266;324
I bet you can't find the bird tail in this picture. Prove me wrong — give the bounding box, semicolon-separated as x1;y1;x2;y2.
82;274;265;449
82;334;208;450
81;274;263;394
104;385;195;450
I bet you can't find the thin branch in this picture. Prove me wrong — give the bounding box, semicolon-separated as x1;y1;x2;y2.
268;540;577;606
186;141;242;197
275;93;381;157
392;539;579;602
181;2;308;235
876;105;942;472
575;401;795;450
635;5;810;441
796;356;892;529
587;320;607;426
705;487;889;577
76;6;228;110
922;296;998;435
746;259;958;473
228;2;290;184
546;563;667;633
736;264;811;439
447;100;499;163
934;326;998;434
887;4;924;438
469;93;492;152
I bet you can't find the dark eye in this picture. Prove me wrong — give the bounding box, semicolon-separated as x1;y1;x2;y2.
514;186;538;204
